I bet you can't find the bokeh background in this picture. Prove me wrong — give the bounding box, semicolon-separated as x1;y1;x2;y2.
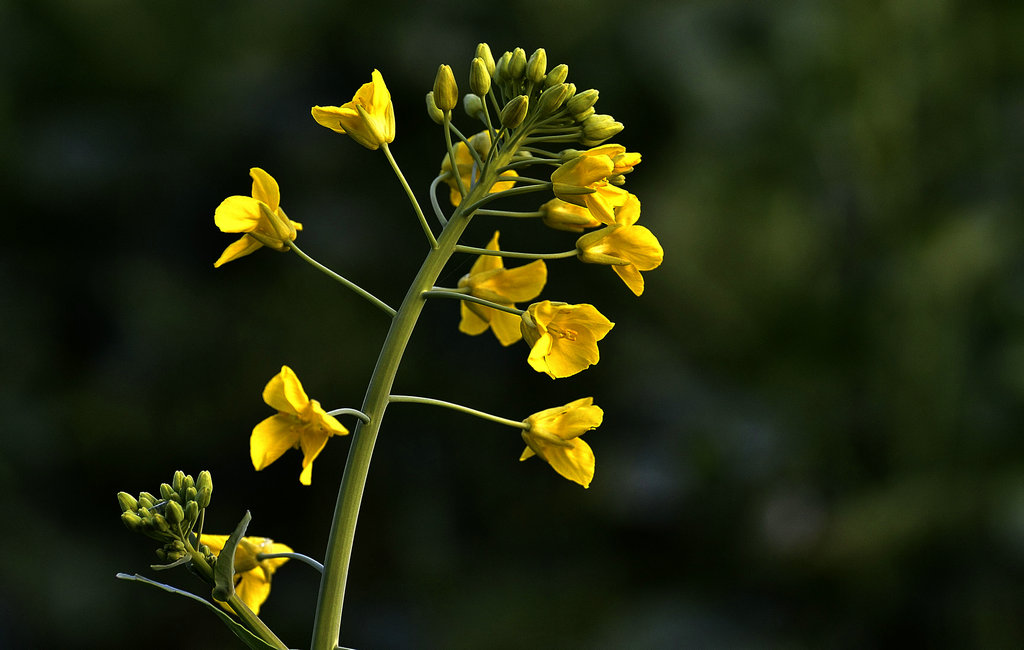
3;0;1023;647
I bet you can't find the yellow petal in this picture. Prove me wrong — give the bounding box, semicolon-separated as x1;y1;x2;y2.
214;196;262;233
249;168;280;212
311;105;349;134
458;300;490;335
251;414;299;471
214;235;263;268
473;259;547;303
489;309;525;346
200;534;228;555
234;569;272;615
308;400;350;437
613;264;645;296
297;426;330;485
263;366;310;415
542;437;596;488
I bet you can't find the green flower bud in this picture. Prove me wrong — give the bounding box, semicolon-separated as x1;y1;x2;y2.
566;89;599;115
536;83;570;116
184;500;199;526
185;486;197;503
508;47;527;81
121;511;144;531
500;95;529;129
182;474;195;491
573;107;595;122
139;492;157;507
433;64;458;112
166;500;185;526
493;51;512;85
544;64;568;87
151;514;171;534
526;48;547;84
159;483;174;502
117;492;138;513
609;174;627;186
137;506;152;520
470;57;491;96
172;470;185;494
197;486;212;510
425;91;444;124
463;93;485;120
196;470;213;496
475;42;495;75
582;114;623;144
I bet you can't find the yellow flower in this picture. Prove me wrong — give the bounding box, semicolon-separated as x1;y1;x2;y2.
576;194;663;296
521;397;603;488
214;168;302;268
458;231;546;346
520;301;614;378
550;145;637;224
200;534;291;615
441;131;518;206
250;366;349;485
311;69;395;150
539;198;603;233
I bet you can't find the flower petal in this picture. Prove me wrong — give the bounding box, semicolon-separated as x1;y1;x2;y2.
235;569;272;615
474;260;547;303
458;300;491;335
251;414;299;471
297;427;330;485
214;235;263;268
249;168;280;212
489;309;525;346
263;366;309;414
311;105;348;133
543;437;596;488
215;196;262;233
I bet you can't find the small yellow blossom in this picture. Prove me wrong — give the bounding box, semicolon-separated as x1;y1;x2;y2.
458;232;546;346
520;301;614;378
251;366;349;485
214;168;302;268
576;194;663;296
550;145;638;224
539;198;603;233
441;131;518;206
311;69;395;150
521;397;603;488
200;534;291;615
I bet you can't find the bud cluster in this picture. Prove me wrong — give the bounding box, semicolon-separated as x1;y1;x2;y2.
431;43;623;150
118;470;213;563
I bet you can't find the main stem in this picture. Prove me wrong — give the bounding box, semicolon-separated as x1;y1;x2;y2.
309;135;524;650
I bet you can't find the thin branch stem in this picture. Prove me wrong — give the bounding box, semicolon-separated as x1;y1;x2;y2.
258;552;325;574
474;208;545;218
288;241;396;317
442;114;468;201
326;408;371;424
429;174;449;226
381;143;438;249
461;183;552;214
454;244;578;260
388;395;529;430
421;289;524;316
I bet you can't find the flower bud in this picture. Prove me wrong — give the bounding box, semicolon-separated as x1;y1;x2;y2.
500;95;529;129
172;470;185;494
508;48;527;80
184;501;200;526
121;511;144;531
475;42;495;75
463;93;485;120
197;471;212;496
182;474;195;491
117;492;138;513
470;57;491;96
165;500;185;526
139;492;157;508
493;51;512;84
536;83;570;116
185;486;197;503
540;198;603;232
159;483;174;502
425;91;445;124
582;114;623;145
566;89;599;116
526;48;547;83
573;107;596;122
544;63;568;87
433;64;458;112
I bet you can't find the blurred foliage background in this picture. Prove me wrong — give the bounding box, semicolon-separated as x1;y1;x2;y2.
2;0;1023;647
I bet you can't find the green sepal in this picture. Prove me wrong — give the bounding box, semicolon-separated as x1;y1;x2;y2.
116;573;279;650
212;510;251;602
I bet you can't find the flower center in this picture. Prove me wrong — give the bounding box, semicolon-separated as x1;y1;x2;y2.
548;324;578;341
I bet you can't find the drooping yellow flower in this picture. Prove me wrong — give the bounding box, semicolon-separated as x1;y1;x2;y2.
250;366;349;485
521;397;603;488
539;198;603;233
550;145;637;224
441;131;518;206
311;69;395;150
214;168;302;268
458;232;546;346
200;534;291;615
520;301;614;379
576;194;663;296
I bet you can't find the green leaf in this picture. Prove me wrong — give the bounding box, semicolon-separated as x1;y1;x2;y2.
213;510;252;602
116;573;279;650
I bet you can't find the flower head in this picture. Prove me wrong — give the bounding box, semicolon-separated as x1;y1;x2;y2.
312;69;395;150
576;194;663;296
214;168;302;268
251;366;349;485
200;534;291;615
539;198;603;233
441;131;518;206
458;232;547;346
550;145;638;224
521;397;603;488
520;301;614;378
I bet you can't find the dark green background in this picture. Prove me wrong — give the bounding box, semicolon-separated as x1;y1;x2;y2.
3;0;1023;647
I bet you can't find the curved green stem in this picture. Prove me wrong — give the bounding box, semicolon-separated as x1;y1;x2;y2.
421;289;524;316
442;114;468;202
475;208;545;218
258;552;325;573
326;408;371;424
389;394;529;430
462;183;552;214
430;174;449;226
382;143;438;249
454;244;578;260
288;241;396;317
